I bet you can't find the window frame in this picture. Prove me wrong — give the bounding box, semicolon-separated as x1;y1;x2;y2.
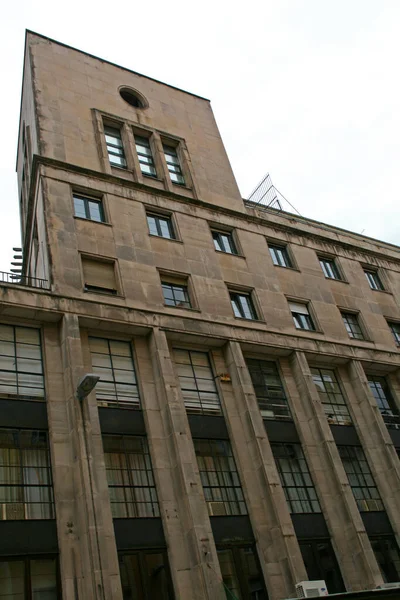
73;193;106;223
310;366;352;426
268;242;294;268
146;211;176;240
118;549;175;600
246;358;292;421
104;124;127;169
0;555;60;600
134;134;157;178
288;300;317;331
173;348;221;415
216;545;268;600
387;320;400;346
229;288;259;321
162;142;185;186
367;375;400;430
318;255;343;281
340;310;366;340
298;539;345;594
369;535;400;583
338;445;384;512
81;254;120;296
211;228;239;255
161;280;191;309
363;268;385;291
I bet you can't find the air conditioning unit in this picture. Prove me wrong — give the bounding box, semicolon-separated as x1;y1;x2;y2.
296;581;328;598
376;583;400;589
208;502;226;516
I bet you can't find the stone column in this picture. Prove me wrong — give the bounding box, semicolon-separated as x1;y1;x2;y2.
142;328;225;600
222;341;307;600
286;351;382;590
44;315;122;600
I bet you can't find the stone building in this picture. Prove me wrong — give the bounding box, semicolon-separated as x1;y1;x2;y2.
1;29;400;599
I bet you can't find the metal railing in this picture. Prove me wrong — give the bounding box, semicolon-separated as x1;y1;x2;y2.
0;271;49;290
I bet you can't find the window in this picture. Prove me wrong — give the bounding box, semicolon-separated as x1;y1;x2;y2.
146;212;175;239
271;443;321;514
104;125;127;168
161;277;191;309
299;540;345;594
246;359;292;420
364;269;384;291
173;349;221;414
162;144;185;185
119;87;146;109
341;311;365;340
289;301;315;331
0;557;59;600
89;337;140;409
268;244;292;268
388;321;400;346
82;256;118;295
319;257;342;280
367;376;400;430
193;439;246;516
217;546;267;600
311;367;352;425
338;445;384;512
119;551;174;600
230;290;258;320
103;435;159;518
370;536;400;583
212;230;238;255
0;428;54;520
134;135;157;178
73;194;105;222
0;324;44;400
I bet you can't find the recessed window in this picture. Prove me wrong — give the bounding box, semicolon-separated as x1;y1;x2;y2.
173;348;221;414
268;243;292;268
217;547;267;600
289;301;315;331
367;375;400;430
369;536;400;583
73;194;105;222
0;557;59;598
246;359;292;421
230;290;258;320
212;229;238;254
387;321;400;346
162;144;185;185
134;135;157;178
146;212;175;239
104;125;127;168
119;87;146;108
364;268;384;291
82;256;118;295
299;540;345;594
311;367;352;425
119;551;174;600
319;256;342;280
161;276;191;308
341;311;365;340
338;445;384;512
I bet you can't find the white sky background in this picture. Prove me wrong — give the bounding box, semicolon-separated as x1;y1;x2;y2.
1;0;399;273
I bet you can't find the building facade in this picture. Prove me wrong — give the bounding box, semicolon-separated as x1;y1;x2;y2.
2;29;400;599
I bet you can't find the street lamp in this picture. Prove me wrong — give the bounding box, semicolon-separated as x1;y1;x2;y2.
76;373;100;401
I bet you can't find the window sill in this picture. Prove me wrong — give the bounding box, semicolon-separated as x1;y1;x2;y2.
215;249;246;259
74;216;112;227
84;289;125;299
347;336;374;344
370;288;392;295
164;304;201;313
294;327;324;334
233;316;265;323
149;234;183;244
272;264;300;272
324;276;349;284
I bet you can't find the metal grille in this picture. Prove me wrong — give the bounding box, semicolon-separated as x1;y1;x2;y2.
367;376;400;430
338;445;384;512
246;359;292;421
173;349;221;415
0;271;49;290
311;367;352;425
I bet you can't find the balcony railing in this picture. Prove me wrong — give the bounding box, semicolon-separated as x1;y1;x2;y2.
0;271;49;290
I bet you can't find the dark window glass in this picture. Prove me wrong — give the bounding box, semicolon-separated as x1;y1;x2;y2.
146;213;175;239
73;194;105;222
212;230;238;255
134;135;157;177
311;367;352;425
103;434;159;518
269;244;292;268
0;324;44;400
319;257;342;280
104;126;127;168
89;337;140;409
289;302;315;331
173;349;221;415
246;359;291;421
194;439;246;516
162;144;185;185
119;551;174;600
341;312;365;340
230;292;258;320
338;445;384;511
299;540;345;594
364;269;384;291
367;376;400;430
271;443;321;513
370;536;400;583
0;557;58;599
388;322;400;346
217;546;268;600
0;429;54;520
161;282;191;309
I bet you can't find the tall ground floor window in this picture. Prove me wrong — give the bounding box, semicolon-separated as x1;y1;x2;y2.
0;556;58;599
119;550;174;600
298;539;345;594
369;536;400;583
217;545;268;600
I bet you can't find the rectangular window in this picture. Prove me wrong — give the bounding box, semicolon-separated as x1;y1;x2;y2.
319;257;342;280
102;434;159;518
193;438;247;516
341;312;365;340
230;291;258;320
367;376;400;430
271;443;321;514
338;445;384;511
269;244;293;268
134;135;157;178
0;324;44;400
73;194;105;223
364;269;384;291
119;551;174;600
388;321;400;346
289;301;315;331
162;144;185;185
311;367;352;425
173;349;221;415
0;557;58;599
161;278;191;309
212;230;238;255
0;428;54;520
299;540;345;594
369;536;400;583
246;359;292;420
82;256;118;295
217;546;267;600
89;337;140;409
104;125;127;168
146;212;175;239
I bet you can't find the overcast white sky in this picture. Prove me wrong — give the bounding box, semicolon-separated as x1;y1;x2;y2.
1;0;399;273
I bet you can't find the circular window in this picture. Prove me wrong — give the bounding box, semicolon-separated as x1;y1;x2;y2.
119;87;147;109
